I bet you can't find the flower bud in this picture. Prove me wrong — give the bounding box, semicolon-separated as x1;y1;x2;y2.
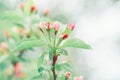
1;42;8;50
20;3;24;10
38;22;44;33
46;21;51;30
74;76;84;80
54;22;60;31
30;5;36;13
68;23;75;31
62;33;68;40
14;62;22;77
43;8;50;16
65;72;71;78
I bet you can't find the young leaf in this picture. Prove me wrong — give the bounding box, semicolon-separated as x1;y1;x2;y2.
38;67;44;73
56;63;72;72
12;39;46;52
63;38;91;49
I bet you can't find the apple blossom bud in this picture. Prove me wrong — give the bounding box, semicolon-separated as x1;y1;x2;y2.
1;42;8;50
46;21;51;30
54;22;60;31
38;22;44;33
74;76;84;80
68;23;75;31
65;72;71;78
43;8;50;16
14;62;22;77
30;5;36;13
62;33;68;40
20;3;24;10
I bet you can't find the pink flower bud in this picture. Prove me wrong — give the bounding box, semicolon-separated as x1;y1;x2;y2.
68;23;75;31
54;22;60;31
62;33;68;40
74;76;84;80
43;8;50;15
46;21;51;30
38;22;44;28
31;5;36;13
14;63;22;77
65;72;71;78
20;3;24;10
1;42;8;50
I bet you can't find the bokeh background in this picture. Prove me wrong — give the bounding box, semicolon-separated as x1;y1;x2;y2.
0;0;120;80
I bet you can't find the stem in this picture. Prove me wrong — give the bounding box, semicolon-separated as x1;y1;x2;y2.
52;54;58;80
65;77;68;80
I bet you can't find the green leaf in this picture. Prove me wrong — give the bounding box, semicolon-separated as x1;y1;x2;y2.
63;38;91;49
0;11;24;23
57;48;68;56
12;39;46;52
56;63;72;72
38;67;44;73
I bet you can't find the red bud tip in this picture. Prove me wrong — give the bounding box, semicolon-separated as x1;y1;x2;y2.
68;23;75;31
62;33;68;40
46;21;51;30
43;8;50;15
31;5;36;13
65;72;71;78
1;42;8;50
54;22;60;31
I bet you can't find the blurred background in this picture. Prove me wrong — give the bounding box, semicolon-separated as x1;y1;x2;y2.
0;0;120;80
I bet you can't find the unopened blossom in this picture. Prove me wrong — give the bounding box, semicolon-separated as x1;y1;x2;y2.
30;5;36;13
46;21;51;30
68;23;75;31
43;8;50;15
65;72;71;78
54;21;60;31
62;33;68;40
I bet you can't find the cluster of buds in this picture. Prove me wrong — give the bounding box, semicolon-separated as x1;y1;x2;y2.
20;2;37;14
38;21;75;40
38;21;60;34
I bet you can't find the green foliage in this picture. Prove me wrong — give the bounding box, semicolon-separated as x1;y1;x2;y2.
63;38;91;49
12;38;46;52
